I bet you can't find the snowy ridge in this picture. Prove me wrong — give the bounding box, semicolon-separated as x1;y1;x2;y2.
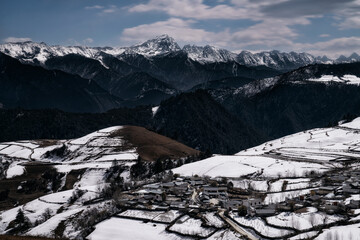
127;34;181;57
0;126;138;163
1;35;359;69
173;117;360;178
0;41;100;64
306;74;360;85
234;76;280;97
237;50;318;69
183;44;237;63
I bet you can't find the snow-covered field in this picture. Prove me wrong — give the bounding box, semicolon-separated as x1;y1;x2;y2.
267;207;344;230
208;229;244;240
0;126;143;238
307;75;360;85
0;126;138;190
315;222;360;240
238;118;360;157
174;118;360;178
0;126;138;163
173;155;329;178
230;214;293;238
118;209;180;223
231;178;313;192
26;208;84;237
88;217;185;240
169;215;215;237
202;212;225;228
264;188;315;204
5;161;25;178
289;231;319;240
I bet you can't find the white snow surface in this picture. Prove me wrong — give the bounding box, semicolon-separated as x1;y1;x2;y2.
207;229;244;240
169;215;214;237
152;106;160;116
119;210;165;221
289;231;319;240
173;155;328;178
237;119;360;157
202;212;225;228
26;208;84;237
264;188;315;204
307;75;360;85
315;222;360;240
39;189;74;204
0;206;21;232
174;118;360;179
267;207;344;230
88;217;184;240
231;214;293;238
6;162;25;178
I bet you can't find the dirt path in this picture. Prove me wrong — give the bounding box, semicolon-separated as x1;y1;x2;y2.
218;209;259;240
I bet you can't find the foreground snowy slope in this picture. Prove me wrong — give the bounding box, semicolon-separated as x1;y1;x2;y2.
0;126;201;238
0;125;199;208
174;118;360;178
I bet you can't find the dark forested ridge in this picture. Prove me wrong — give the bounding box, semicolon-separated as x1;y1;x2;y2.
0;91;261;154
206;62;360;142
0;107;152;143
0;53;121;113
1;50;360;154
152;90;262;154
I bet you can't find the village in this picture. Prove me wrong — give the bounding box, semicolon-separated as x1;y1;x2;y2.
104;167;360;239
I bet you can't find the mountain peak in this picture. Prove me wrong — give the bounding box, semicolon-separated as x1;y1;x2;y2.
349;52;360;59
129;34;181;56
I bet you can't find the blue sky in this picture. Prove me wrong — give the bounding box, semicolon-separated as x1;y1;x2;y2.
1;0;359;57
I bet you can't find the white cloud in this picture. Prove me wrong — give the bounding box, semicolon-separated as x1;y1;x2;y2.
100;5;117;14
121;17;299;49
128;0;252;20
85;5;118;15
122;0;360;57
85;5;104;10
294;37;360;58
229;20;298;48
121;17;360;58
83;38;94;44
121;18;228;45
3;37;32;43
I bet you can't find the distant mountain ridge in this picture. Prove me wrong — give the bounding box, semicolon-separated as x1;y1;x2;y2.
201;62;360;141
1;35;358;72
0;35;281;90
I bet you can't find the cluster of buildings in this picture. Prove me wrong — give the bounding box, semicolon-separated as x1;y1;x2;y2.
115;168;360;219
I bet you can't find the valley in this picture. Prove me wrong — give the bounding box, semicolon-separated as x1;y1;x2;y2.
0;35;360;240
0;117;360;239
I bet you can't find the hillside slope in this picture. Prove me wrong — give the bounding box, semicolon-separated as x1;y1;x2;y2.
209;62;360;141
0;53;121;113
174;117;360;178
153;90;262;154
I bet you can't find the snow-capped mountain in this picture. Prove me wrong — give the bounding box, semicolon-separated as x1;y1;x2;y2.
336;53;360;63
236;50;318;70
182;44;237;63
126;34;181;57
1;35;359;71
0;41;100;64
0;35;181;64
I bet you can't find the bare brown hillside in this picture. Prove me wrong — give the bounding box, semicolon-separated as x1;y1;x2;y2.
110;126;200;161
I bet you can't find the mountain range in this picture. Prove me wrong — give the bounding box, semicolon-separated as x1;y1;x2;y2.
0;35;360;154
1;35;359;71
